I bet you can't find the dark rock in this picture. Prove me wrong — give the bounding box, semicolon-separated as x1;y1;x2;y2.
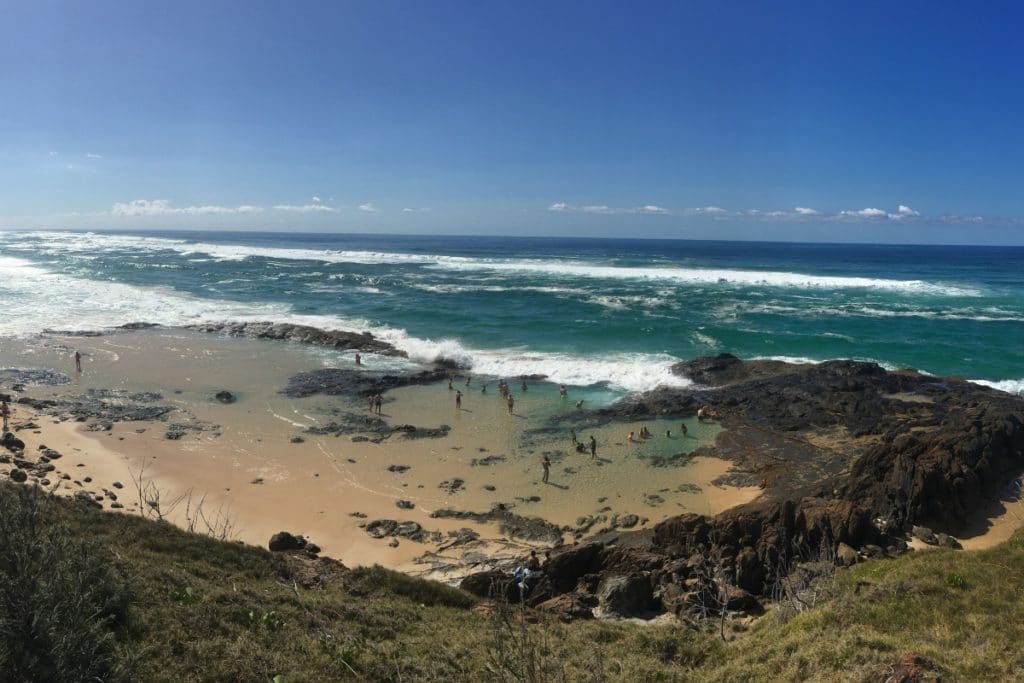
387;465;410;473
432;507;565;545
281;366;447;400
214;390;236;404
618;514;640;529
535;593;595;621
9;469;27;483
0;368;71;386
268;531;308;552
73;490;101;508
836;542;858;567
597;574;654;618
365;520;398;539
395;499;415;510
189;321;400;355
471;454;507;466
439;478;465;494
394;521;421;537
912;526;938;545
2;433;25;451
934;533;962;549
460;570;518;600
290;436;305;443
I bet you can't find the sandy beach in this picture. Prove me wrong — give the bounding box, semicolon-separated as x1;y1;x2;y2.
0;328;765;578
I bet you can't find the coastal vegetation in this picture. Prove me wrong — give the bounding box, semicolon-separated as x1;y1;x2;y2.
2;481;1022;681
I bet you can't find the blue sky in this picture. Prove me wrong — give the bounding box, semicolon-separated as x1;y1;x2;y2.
1;1;1022;244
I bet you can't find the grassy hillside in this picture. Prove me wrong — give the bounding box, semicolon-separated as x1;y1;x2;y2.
1;482;1021;681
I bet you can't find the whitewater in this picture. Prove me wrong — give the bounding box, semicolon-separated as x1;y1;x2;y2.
1;230;1022;396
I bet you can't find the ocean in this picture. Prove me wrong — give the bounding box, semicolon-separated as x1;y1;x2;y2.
1;229;1022;396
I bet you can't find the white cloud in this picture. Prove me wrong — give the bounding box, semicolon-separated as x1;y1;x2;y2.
699;206;726;214
548;202;673;215
840;207;888;218
85;153;102;159
896;204;920;217
402;207;431;213
358;203;377;213
111;199;265;216
311;195;322;203
273;204;338;213
794;206;818;215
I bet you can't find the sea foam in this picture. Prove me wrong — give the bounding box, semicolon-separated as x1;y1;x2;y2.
10;231;979;295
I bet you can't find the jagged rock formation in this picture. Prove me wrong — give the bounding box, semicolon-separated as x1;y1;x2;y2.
187;321;401;355
462;355;1024;618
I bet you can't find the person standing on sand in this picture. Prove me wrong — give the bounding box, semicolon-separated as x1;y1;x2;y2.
589;435;597;459
541;454;550;484
507;394;515;415
374;394;383;415
1;401;9;432
75;350;82;373
455;390;462;410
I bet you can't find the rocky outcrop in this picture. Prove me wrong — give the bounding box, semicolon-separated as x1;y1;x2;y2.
268;531;320;554
188;321;401;355
282;368;450;399
465;356;1024;620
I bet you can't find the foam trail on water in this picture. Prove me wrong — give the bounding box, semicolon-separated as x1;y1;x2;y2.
969;379;1024;396
0;255;688;393
8;231;979;295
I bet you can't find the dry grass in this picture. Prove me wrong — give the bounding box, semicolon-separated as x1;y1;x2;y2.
4;481;1024;681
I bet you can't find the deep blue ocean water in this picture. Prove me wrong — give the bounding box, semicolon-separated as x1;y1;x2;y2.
1;230;1021;395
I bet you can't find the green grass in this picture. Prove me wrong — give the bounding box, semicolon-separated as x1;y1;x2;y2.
3;481;1024;681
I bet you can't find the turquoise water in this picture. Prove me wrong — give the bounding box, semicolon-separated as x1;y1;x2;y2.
0;230;1021;395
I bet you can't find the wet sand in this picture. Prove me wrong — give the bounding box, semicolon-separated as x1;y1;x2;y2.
2;328;756;576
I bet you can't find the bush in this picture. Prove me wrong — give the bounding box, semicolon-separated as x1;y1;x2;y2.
0;485;131;682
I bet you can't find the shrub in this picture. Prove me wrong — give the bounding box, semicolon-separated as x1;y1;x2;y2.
0;485;131;682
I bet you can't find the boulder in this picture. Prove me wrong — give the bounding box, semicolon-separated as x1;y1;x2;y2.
836;542;859;567
734;546;765;593
460;570;518;600
214;390;236;404
535;593;595;621
268;531;308;552
8;469;27;483
2;432;25;451
597;574;654;618
934;533;962;549
364;519;398;538
912;526;938;545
